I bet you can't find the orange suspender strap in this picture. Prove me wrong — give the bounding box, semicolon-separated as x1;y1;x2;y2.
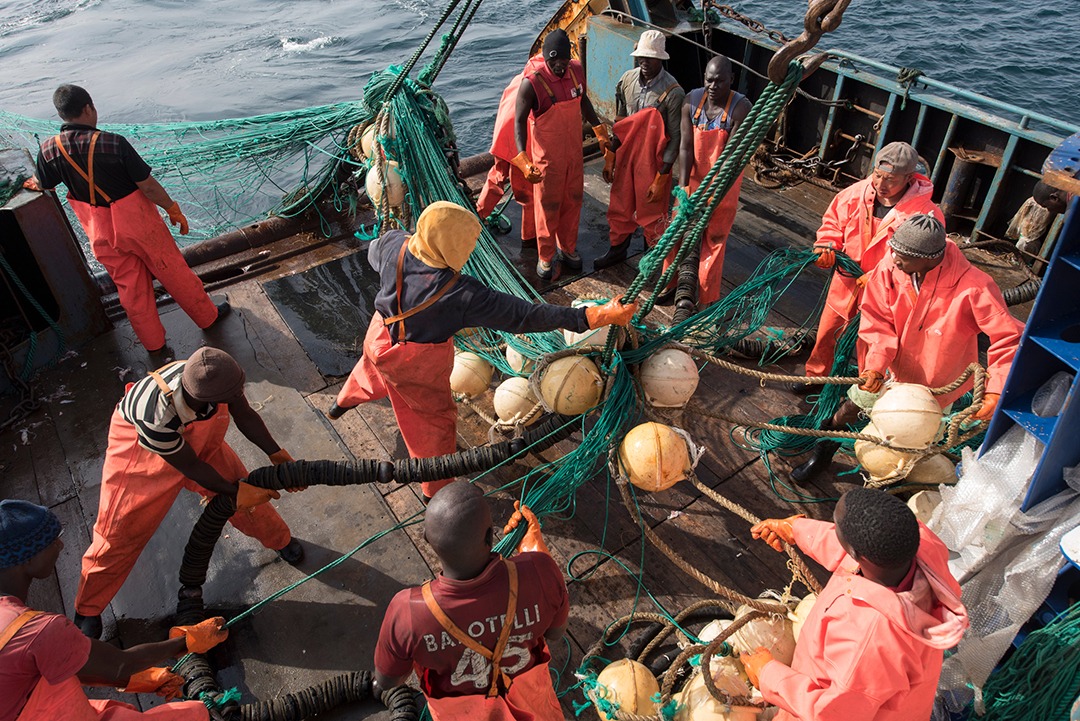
531;72;557;105
655;82;681;107
693;91;735;128
0;610;44;652
53;132;113;206
421;559;520;698
148;361;185;405
382;240;460;341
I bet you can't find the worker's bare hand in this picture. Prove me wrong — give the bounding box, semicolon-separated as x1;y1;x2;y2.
602;150;616;184
22;177;41;192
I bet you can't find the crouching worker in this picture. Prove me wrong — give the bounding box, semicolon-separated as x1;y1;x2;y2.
789;213;1023;483
744;488;968;720
374;481;566;721
329;201;637;501
1;500;229;721
75;347;303;639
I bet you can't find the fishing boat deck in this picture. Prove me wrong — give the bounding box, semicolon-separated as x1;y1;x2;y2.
0;160;1035;718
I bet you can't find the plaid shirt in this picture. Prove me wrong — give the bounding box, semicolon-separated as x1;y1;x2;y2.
35;123;151;206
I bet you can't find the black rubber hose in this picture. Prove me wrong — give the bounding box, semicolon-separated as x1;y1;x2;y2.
244;414;573;491
179;494;237;588
237;672;374;721
1003;278;1041;306
672;243;700;325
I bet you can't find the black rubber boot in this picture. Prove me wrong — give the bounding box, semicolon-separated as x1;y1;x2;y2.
74;613;103;639
594;241;629;269
790;441;840;484
206;300;232;328
277;539;305;565
790;381;814;395
326;402;351;420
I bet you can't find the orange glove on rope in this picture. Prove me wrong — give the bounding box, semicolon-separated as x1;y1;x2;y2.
503;501;551;555
592;124;612;155
858;369;885;394
971;392;1000;421
169;616;228;654
269;449;306;492
740;647;775;688
165;202;189;235
585;299;638;329
22;177;41;192
813;246;836;269
122;667;185;699
602;149;616;184
750;514;805;552
644;172;670;204
855;273;870;289
510;151;543;184
236;481;280;510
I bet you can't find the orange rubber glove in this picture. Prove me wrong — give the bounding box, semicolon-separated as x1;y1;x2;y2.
22;177;41;192
510;151;543;184
585;299;638;328
269;449;306;492
750;514;805;552
813;246;836;269
602;149;616;184
971;392;1000;421
858;369;885;394
166;202;189;235
855;273;870;289
236;481;280;510
169;616;229;654
122;667;185;699
644;172;670;204
592;124;612;155
502;501;551;556
740;647;775;688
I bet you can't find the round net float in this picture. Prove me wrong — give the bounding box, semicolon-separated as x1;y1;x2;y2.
904;453;956;486
907;489;942;524
729;604;797;667
639;348;699;408
618;422;692;492
360;124;377;158
505;344;536;375
493;376;540;426
564;325;611;349
593;659;659;718
675;668;759;721
449;351;494;398
854;421;920;481
869;383;943;449
538;355;603;415
365;160;406;207
788;594;817;643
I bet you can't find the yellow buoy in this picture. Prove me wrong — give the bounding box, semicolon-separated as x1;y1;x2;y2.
729;605;797;667
593;659;659;719
365;161;406;207
904;453;956;486
907;489;942;524
538;355;603;415
493;377;540;426
789;594;817;643
674;669;760;721
505;344;536;375
360;124;377;159
869;383;943;449
449;351;494;398
854;422;919;481
618;422;691;492
640;348;699;408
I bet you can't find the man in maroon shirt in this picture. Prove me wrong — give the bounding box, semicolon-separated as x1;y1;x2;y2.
374;481;567;721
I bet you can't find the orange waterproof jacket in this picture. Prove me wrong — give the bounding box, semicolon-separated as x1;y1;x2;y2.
759;519;968;721
815;176;942;316
858;241;1024;406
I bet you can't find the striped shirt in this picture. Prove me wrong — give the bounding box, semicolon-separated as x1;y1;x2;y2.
118;362;217;455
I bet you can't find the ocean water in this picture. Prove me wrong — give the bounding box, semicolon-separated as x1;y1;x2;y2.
0;0;1076;157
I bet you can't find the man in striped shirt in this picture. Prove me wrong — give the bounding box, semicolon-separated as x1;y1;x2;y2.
73;347;302;639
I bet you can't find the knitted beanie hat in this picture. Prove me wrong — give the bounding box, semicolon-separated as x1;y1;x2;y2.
890;213;946;258
0;500;62;569
181;347;246;402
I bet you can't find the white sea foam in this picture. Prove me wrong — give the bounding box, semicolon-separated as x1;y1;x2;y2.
280;36;336;53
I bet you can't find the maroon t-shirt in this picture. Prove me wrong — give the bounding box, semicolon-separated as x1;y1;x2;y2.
375;553;569;699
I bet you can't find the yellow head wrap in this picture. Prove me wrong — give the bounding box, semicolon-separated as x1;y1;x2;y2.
407;201;482;271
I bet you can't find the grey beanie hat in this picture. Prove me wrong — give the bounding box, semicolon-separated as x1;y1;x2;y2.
890;214;946;258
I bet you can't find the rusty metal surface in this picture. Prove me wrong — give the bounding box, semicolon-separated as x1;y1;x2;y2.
530;0;598;59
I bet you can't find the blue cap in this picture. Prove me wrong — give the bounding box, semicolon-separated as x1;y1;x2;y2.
0;500;62;569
